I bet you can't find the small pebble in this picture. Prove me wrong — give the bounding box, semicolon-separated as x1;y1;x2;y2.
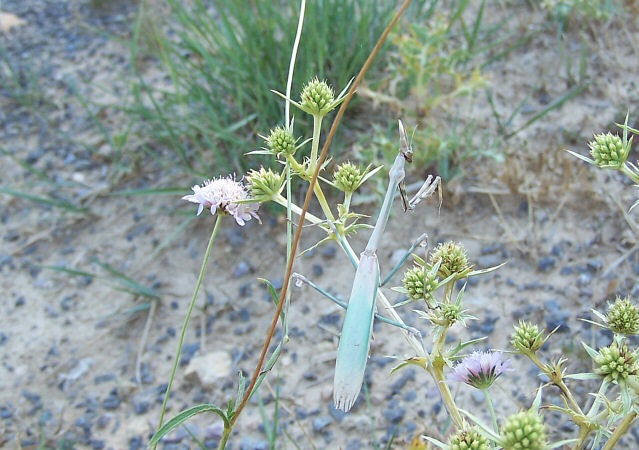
239;282;252;297
383;400;405;424
129;435;144;450
537;256;556;272
233;260;253;278
132;398;149;415
102;389;121;410
312;263;324;277
312;416;332;432
321;245;337;259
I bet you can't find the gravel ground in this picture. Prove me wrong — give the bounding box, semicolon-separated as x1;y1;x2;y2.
2;1;639;449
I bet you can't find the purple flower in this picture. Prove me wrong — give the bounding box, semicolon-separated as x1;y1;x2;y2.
182;176;260;226
448;351;512;389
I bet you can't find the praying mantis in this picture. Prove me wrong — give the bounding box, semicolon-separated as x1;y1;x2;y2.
294;120;441;412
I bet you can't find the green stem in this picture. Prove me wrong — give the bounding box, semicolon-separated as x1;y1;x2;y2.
272;194;323;224
431;358;464;429
313;183;336;222
601;410;637;450
483;389;499;433
217;426;231;450
309;115;323;173
155;215;223;439
527;352;584;416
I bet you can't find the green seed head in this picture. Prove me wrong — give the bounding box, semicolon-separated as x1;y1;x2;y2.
267;126;297;156
512;321;545;354
402;265;438;306
300;77;335;116
448;426;491;450
430;242;470;278
607;296;639;335
441;302;463;325
593;342;639;383
588;132;627;168
500;410;547;450
333;162;364;193
246;167;284;202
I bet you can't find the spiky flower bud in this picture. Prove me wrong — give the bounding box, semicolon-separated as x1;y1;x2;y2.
448;426;491;450
402;265;438;306
441;302;463;325
333;162;364;193
300;77;335;116
266;126;297;156
593;342;639;383
500;410;547;450
607;296;639;335
430;242;470;278
588;132;628;168
246;168;284;202
512;321;545;354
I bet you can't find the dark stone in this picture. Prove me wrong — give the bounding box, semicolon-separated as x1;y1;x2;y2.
312;416;332;432
102;389;121;410
233;260;253;278
321;245;337;259
537;256;556;272
312;264;324;277
179;342;200;366
383;400;405;424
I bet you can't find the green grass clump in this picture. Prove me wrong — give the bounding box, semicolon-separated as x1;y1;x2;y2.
128;0;398;177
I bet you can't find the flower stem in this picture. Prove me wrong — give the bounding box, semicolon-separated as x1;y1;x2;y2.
430;352;463;429
601;410;637;450
155;215;222;437
309;114;323;174
217;426;231;450
483;389;499;433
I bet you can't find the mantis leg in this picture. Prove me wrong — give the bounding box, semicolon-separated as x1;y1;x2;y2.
292;273;422;336
379;232;428;287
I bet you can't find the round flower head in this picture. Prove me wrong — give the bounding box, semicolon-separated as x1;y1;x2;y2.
448;426;491;450
300;77;335;116
448;351;512;390
511;320;546;354
500;410;547;450
402;265;438;308
588;132;628;169
182;176;260;226
430;241;470;278
606;296;639;335
266;126;297;156
593;342;639;384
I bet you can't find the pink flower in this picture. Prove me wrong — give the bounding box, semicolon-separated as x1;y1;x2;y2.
182;176;261;226
448;351;512;389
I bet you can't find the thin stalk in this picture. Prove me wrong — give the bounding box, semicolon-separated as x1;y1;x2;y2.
272;194;323;224
483;389;498;433
431;357;464;428
155;215;223;436
285;0;305;127
230;0;414;429
218;427;231;450
600;410;637;450
527;352;584;417
308;115;323;174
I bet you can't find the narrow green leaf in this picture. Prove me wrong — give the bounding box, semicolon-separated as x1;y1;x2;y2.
148;404;229;447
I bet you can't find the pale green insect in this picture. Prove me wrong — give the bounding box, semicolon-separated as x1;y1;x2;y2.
333;120;417;411
295;120;439;411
